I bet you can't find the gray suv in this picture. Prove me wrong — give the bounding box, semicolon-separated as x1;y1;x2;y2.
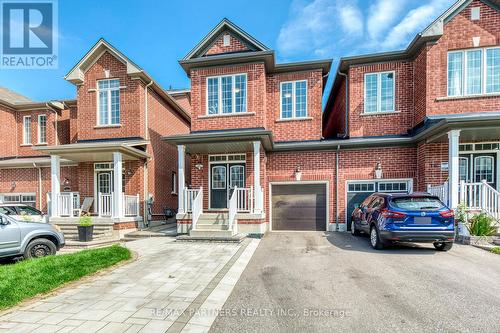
0;213;65;259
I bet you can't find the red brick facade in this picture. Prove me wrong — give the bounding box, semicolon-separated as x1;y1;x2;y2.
0;44;191;226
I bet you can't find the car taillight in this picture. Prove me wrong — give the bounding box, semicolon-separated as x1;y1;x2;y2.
439;210;454;218
381;209;407;219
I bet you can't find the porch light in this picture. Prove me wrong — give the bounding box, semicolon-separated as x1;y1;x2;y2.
10;181;15;189
195;163;203;170
374;161;383;179
63;178;70;186
295;165;302;181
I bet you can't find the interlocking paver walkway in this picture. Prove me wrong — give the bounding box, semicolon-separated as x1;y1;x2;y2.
0;237;259;333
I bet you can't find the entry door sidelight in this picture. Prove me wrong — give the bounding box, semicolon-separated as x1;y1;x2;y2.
229;164;245;201
210;165;227;209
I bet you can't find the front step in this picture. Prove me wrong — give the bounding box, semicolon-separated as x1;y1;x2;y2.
53;222;115;241
190;229;234;238
176;233;246;243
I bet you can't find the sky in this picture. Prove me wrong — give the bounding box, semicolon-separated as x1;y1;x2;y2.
0;0;456;102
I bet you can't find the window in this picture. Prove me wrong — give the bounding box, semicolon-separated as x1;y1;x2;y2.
378;182;407;193
206;74;247;115
447;47;500;96
364;72;395;113
280;80;307;119
171;171;177;194
97;79;120;125
347;183;375;192
38;114;47;144
0;193;36;207
459;157;469;182
223;34;230;46
474;156;494;183
23;116;31;144
390;197;444;210
212;166;226;189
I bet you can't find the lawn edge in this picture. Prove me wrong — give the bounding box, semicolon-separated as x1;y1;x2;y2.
0;245;139;314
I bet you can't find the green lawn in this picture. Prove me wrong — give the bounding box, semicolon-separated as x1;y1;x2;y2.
0;245;131;310
491;247;500;255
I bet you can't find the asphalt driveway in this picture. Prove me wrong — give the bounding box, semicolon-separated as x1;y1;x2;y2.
210;232;500;333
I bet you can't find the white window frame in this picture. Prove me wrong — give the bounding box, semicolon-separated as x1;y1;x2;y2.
171;171;178;195
37;114;47;144
447;46;500;97
97;79;120;126
280;80;308;119
363;71;396;113
205;73;247;115
22;115;31;145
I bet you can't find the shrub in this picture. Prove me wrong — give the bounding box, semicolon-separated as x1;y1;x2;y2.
491;247;500;255
78;214;93;227
467;213;497;236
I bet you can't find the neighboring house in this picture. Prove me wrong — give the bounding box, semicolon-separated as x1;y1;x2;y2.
165;18;333;235
0;39;191;231
324;0;500;230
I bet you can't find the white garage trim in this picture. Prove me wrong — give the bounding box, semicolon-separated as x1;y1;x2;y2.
344;178;414;231
269;181;330;232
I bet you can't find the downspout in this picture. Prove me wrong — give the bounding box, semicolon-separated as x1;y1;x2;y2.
335;145;340;231
143;80;153;228
33;162;42;211
45;102;59;145
337;71;349;138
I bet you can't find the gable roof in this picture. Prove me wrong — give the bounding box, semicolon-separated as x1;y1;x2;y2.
182;18;269;60
64;38;190;122
0;87;33;105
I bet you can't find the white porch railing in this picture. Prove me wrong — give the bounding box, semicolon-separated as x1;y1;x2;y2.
123;194;140;217
191;187;203;230
48;192;80;217
235;187;253;212
461;180;500;221
98;193;112;217
228;186;238;234
427;182;449;205
184;188;201;213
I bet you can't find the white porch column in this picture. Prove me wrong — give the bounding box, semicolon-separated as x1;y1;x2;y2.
50;155;60;217
253;141;262;213
178;145;186;214
448;130;461;209
113;152;123;218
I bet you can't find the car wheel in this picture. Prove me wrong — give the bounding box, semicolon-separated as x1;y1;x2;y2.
433;242;453;252
24;239;57;259
370;226;385;250
351;221;360;236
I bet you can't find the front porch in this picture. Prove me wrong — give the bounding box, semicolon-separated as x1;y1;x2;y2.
36;139;148;227
165;129;271;236
423;123;500;229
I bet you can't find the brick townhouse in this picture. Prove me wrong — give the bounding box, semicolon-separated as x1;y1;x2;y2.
0;39;191;232
166;0;500;236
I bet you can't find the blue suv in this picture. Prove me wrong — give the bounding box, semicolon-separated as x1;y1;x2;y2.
351;192;455;251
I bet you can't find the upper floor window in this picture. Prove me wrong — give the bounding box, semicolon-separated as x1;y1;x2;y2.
97;79;120;125
448;47;500;97
280;80;307;119
206;74;247;115
38;114;47;144
23;116;31;145
364;71;395;113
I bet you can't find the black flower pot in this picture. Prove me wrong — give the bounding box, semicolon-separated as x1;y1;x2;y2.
77;225;94;242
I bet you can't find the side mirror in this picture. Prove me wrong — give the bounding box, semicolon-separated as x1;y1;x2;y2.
0;216;9;225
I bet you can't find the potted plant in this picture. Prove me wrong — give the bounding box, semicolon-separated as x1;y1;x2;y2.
465;213;497;246
77;214;94;242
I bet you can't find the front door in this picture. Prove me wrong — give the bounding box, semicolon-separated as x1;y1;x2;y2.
210;164;245;209
460;153;496;188
97;171;113;211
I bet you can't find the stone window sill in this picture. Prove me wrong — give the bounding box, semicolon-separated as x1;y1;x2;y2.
94;125;122;129
20;144;32;147
275;117;313;123
35;143;48;146
198;112;255;119
436;93;500;101
359;111;401;116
